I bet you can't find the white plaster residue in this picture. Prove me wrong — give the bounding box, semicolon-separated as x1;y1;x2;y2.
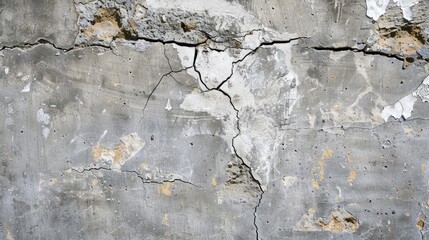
366;0;419;21
21;82;31;93
282;176;297;188
413;75;429;102
165;98;172;111
180;90;237;149
42;127;50;138
4;67;9;74
196;50;237;89
21;75;30;82
5;104;14;126
173;45;195;68
381;75;429;121
37;108;50;125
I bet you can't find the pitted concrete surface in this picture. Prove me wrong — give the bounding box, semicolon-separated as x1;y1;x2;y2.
1;0;429;239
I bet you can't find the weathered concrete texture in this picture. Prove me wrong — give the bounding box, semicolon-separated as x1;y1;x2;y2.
1;0;429;239
0;0;78;49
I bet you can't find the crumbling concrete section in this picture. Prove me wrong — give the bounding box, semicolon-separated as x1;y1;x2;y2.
0;0;428;239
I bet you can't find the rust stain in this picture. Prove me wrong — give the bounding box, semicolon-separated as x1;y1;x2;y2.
417;214;426;230
158;182;172;196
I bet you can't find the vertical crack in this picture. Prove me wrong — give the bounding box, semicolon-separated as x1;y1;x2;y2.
217;88;264;240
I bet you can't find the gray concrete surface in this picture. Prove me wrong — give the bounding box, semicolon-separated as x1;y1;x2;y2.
1;0;429;239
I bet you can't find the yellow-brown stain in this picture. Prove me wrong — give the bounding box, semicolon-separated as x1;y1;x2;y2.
311;149;333;189
421;163;427;175
91;143;125;162
112;143;125;162
417;214;426;230
319;149;333;181
346;151;357;184
376;25;424;56
91;145;104;161
162;214;169;226
83;8;135;42
311;153;320;189
211;177;217;186
318;216;359;233
158;182;172;196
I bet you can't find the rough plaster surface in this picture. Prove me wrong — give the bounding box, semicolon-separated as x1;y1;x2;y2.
1;0;429;239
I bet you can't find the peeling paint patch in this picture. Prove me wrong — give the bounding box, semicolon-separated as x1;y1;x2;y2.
381;75;429;121
366;0;419;21
91;133;144;169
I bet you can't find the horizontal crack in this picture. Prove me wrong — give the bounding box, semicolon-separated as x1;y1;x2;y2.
311;45;404;61
70;167;200;187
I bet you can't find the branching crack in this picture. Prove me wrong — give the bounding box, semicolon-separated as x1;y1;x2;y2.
134;47;193;130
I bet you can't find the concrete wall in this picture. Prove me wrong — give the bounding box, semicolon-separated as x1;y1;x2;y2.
1;0;429;239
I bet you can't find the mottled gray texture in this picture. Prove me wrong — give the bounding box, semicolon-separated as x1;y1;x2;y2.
1;0;429;239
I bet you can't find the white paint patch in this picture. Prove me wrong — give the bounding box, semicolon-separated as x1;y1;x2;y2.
165;98;172;111
37;108;50;125
366;0;419;21
282;176;297;188
21;82;31;93
4;67;9;74
393;0;419;20
381;94;417;121
381;75;429;121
